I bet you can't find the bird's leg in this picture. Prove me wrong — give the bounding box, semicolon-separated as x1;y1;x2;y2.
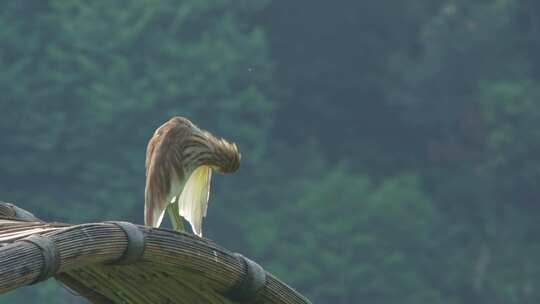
167;201;185;232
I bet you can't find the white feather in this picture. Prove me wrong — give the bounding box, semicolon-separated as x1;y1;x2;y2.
153;175;182;228
153;208;166;228
177;165;212;237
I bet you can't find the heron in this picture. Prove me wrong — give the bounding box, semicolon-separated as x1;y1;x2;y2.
144;116;240;237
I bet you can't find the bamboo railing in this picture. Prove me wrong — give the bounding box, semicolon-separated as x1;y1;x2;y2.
0;202;310;304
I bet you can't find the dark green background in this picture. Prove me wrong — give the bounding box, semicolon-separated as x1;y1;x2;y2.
1;1;540;303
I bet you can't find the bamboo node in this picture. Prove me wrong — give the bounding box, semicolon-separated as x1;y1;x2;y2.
106;221;146;265
225;253;267;302
19;234;60;284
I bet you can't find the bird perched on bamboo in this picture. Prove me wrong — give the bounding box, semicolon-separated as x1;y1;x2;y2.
144;116;240;237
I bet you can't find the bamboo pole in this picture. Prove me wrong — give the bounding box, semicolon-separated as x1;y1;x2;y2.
0;202;311;304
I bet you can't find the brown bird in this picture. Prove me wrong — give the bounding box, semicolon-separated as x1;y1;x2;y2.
144;116;240;236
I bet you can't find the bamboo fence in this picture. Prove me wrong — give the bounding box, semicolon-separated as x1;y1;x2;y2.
0;202;311;304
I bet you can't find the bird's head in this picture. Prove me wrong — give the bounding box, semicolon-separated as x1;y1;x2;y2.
199;131;241;174
166;117;241;174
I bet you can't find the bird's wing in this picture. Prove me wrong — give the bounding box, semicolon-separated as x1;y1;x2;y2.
145;133;158;226
145;135;156;176
177;165;212;237
144;128;171;227
144;149;167;227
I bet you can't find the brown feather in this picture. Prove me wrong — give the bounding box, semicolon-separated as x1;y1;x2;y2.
144;116;240;229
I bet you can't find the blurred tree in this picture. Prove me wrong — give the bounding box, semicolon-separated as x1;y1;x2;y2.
257;0;442;175
0;1;272;302
246;169;444;303
0;0;272;223
257;0;540;303
384;1;540;302
2;0;540;303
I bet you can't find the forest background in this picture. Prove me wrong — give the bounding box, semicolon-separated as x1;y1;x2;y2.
1;1;539;303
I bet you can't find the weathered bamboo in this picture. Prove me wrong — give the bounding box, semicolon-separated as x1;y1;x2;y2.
0;202;310;304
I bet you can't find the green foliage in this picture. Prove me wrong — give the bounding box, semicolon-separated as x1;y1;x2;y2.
1;280;80;304
0;1;271;302
0;0;272;224
2;0;540;303
247;170;442;303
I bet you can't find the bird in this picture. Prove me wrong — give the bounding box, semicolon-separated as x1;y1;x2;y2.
144;116;240;237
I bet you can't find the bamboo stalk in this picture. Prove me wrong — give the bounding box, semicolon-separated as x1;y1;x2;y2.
0;203;310;304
